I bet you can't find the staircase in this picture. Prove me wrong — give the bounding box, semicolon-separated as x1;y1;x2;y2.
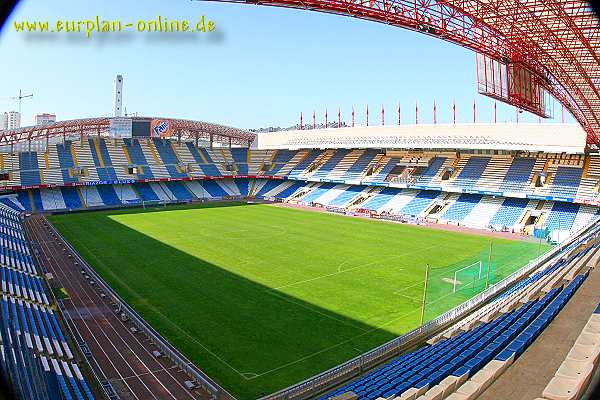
461;196;504;228
302;150;335;178
327;150;363;179
42;146;63;186
475;156;512;191
430;156;457;184
277;150;310;176
347;186;382;209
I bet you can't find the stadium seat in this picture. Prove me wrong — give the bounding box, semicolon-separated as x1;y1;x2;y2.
0;204;92;399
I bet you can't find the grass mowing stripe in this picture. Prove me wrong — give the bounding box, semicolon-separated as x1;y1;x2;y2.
48;202;550;398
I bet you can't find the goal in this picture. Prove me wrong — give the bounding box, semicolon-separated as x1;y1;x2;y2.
452;261;483;293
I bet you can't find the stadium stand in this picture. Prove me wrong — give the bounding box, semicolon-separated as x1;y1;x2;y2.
10;142;598;239
263;149;298;176
300;183;338;203
461;196;504;228
18;152;42;187
416;157;447;185
329;185;367;207
56;141;79;184
545;166;583;198
440;194;482;223
153;138;188;179
322;229;599;400
201;180;231;198
3;138;600;400
135;182;160;202
0;203;94;400
360;188;400;212
166;181;194;201
123;138;154;179
401;191;441;217
488;198;529;230
543;202;581;232
60;187;83;210
541;301;600;400
498;157;538;192
452;156;490;188
364;157;400;183
96;185;121;207
341;150;380;181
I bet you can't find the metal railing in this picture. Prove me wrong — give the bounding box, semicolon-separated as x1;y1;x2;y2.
259;218;600;400
32;206;600;400
43;216;234;400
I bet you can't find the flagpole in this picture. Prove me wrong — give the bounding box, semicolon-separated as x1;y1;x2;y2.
453;98;456;124
420;263;430;326
397;101;401;125
485;241;493;289
416;100;419;125
494;101;497;123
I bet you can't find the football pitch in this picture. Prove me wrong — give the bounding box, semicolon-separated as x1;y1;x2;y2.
48;202;550;399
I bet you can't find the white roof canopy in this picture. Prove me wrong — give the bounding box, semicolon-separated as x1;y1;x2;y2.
256;123;587;154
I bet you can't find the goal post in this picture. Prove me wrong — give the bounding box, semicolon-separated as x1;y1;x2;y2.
452;260;483;293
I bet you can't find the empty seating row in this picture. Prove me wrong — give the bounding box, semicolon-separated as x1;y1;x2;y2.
4;142;600;203
443;274;587;400
0;203;93;400
321;227;599;400
441;194;482;222
1;266;49;305
541;301;600;400
324;271;589;400
3;174;600;238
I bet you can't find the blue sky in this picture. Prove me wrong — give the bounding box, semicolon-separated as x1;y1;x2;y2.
1;0;574;129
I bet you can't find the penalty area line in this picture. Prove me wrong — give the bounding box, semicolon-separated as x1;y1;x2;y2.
271;244;437;292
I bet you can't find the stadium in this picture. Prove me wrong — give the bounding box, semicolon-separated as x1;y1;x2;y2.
0;1;600;400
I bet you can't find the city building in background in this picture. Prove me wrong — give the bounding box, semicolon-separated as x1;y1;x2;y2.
2;111;21;130
35;113;56;125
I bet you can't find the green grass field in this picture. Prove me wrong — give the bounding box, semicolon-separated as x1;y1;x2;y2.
48;202;550;399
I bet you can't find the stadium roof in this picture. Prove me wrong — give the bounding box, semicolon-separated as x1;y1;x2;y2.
211;0;600;145
256;122;587;153
0;117;256;146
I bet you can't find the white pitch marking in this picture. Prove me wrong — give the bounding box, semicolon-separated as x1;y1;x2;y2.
272;245;437;292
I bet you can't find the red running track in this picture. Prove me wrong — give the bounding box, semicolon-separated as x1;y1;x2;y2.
25;215;213;400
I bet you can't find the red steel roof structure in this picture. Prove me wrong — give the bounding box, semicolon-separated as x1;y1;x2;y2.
0;117;256;147
210;0;600;144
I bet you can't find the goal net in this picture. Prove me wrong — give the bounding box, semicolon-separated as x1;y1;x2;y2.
415;240;548;325
452;261;483;293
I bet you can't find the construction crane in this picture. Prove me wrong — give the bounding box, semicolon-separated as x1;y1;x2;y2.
10;89;33;115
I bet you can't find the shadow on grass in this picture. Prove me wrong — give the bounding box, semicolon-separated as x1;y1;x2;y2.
48;203;400;400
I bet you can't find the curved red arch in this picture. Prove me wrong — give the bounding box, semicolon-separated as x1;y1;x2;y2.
209;0;600;144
